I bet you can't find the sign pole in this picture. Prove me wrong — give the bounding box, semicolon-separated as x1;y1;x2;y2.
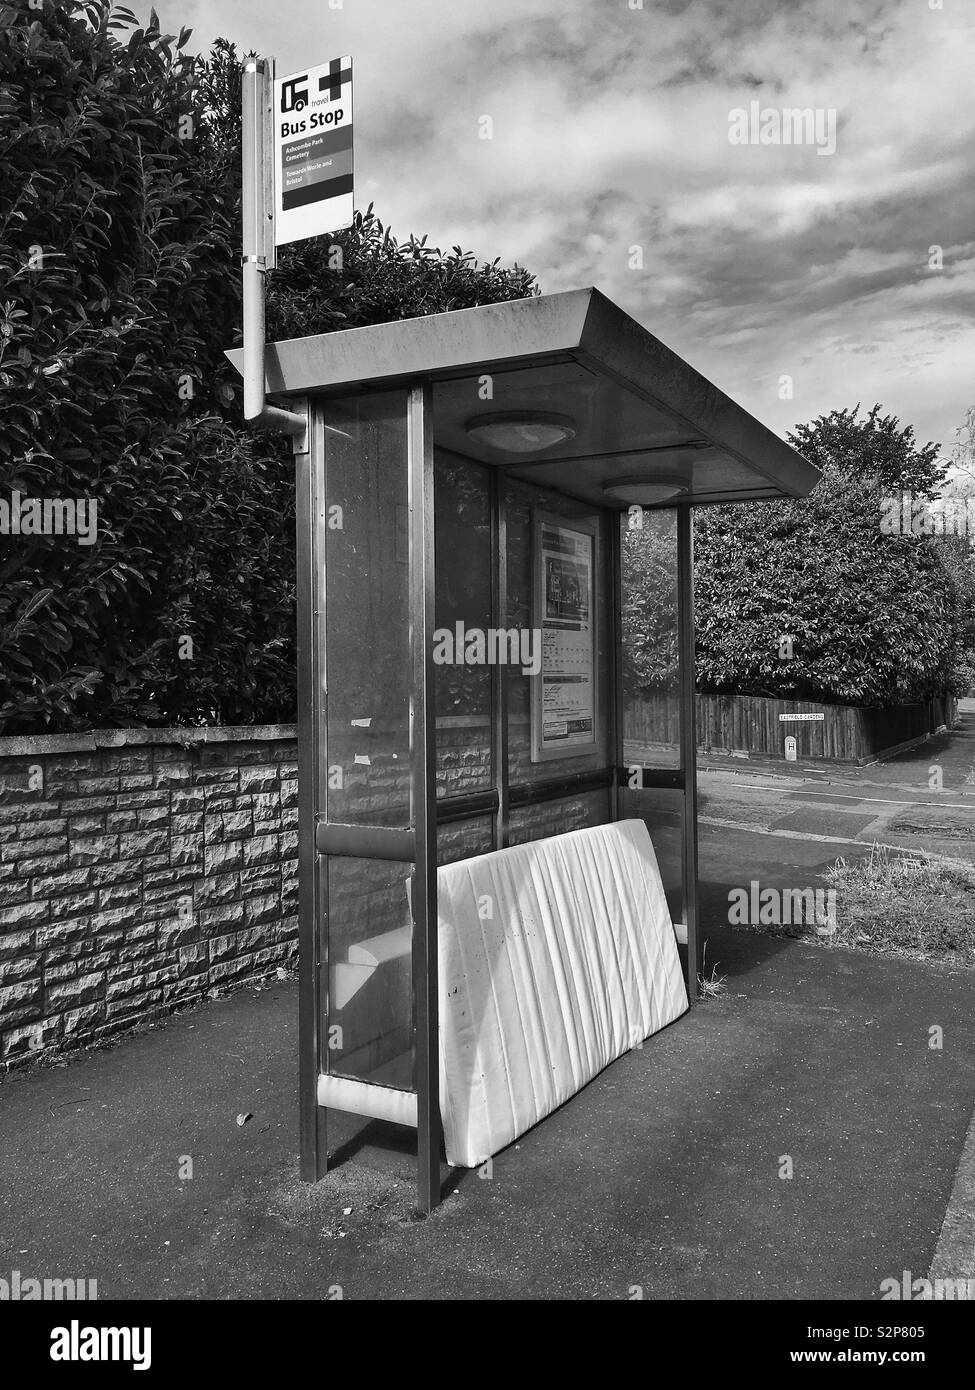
240;56;306;439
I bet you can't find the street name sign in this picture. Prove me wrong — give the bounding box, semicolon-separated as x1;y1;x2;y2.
273;56;353;247
778;713;825;722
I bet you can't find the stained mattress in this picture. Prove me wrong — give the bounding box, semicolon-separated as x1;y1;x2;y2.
437;819;688;1168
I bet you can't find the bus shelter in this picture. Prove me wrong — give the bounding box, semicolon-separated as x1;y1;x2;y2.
229;287;820;1211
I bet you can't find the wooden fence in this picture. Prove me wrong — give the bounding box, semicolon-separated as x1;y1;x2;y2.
624;692;957;764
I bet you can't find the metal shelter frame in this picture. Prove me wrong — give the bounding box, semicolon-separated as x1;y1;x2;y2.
228;289;821;1213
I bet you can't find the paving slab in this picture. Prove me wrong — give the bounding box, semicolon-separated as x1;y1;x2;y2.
772;809;879;838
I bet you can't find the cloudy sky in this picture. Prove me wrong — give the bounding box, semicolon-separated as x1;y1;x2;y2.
143;0;975;463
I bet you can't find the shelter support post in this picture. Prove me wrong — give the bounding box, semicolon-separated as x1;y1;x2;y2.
677;505;700;999
490;472;510;851
297;408;327;1181
610;513;624;823
408;383;442;1213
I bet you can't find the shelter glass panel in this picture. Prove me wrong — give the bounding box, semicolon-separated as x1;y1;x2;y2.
507;790;611;845
322;391;412;828
437;815;495;864
324;855;414;1090
619;785;684;926
505;480;613;788
434;452;493;799
318;389;415;1094
619;507;685;923
621;507;681;768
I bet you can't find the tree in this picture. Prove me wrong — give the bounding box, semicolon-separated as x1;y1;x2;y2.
789;403;946;498
687;406;962;706
933;405;975;695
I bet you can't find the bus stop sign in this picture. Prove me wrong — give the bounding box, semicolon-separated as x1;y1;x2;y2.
273;57;354;247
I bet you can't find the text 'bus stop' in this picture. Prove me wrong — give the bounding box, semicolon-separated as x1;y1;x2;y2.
229;287;821;1211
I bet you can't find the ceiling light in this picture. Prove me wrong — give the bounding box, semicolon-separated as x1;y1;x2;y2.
465;411;576;455
602;476;689;506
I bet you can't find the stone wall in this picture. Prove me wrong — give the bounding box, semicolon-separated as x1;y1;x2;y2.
0;719;614;1070
0;727;299;1069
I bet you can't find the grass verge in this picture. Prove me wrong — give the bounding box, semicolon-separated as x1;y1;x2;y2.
826;843;975;965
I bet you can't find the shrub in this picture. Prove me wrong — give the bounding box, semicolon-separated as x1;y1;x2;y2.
694;465;958;706
0;5;536;733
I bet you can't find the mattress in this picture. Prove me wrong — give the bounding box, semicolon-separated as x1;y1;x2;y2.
437;818;688;1168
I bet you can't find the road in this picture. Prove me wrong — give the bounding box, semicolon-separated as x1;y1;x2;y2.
627;696;975;854
627;698;975;934
697;697;975;863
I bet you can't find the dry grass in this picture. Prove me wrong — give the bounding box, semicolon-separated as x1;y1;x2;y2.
697;941;728;998
825;843;975;964
698;967;728;998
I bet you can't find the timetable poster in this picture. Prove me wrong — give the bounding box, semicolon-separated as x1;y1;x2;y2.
531;514;597;761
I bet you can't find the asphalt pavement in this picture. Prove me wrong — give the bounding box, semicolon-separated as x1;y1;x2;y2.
2;703;972;1300
1;925;973;1299
696;696;975;862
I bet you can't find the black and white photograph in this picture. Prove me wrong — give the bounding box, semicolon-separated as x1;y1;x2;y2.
1;0;974;1348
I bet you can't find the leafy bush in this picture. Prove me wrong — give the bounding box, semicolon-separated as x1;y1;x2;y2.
267;209;536;341
621;512;678;695
0;3;536;733
694;464;958;705
623;405;962;706
0;1;242;730
931;529;975;699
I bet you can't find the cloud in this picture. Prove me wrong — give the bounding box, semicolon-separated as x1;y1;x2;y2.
143;0;975;453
